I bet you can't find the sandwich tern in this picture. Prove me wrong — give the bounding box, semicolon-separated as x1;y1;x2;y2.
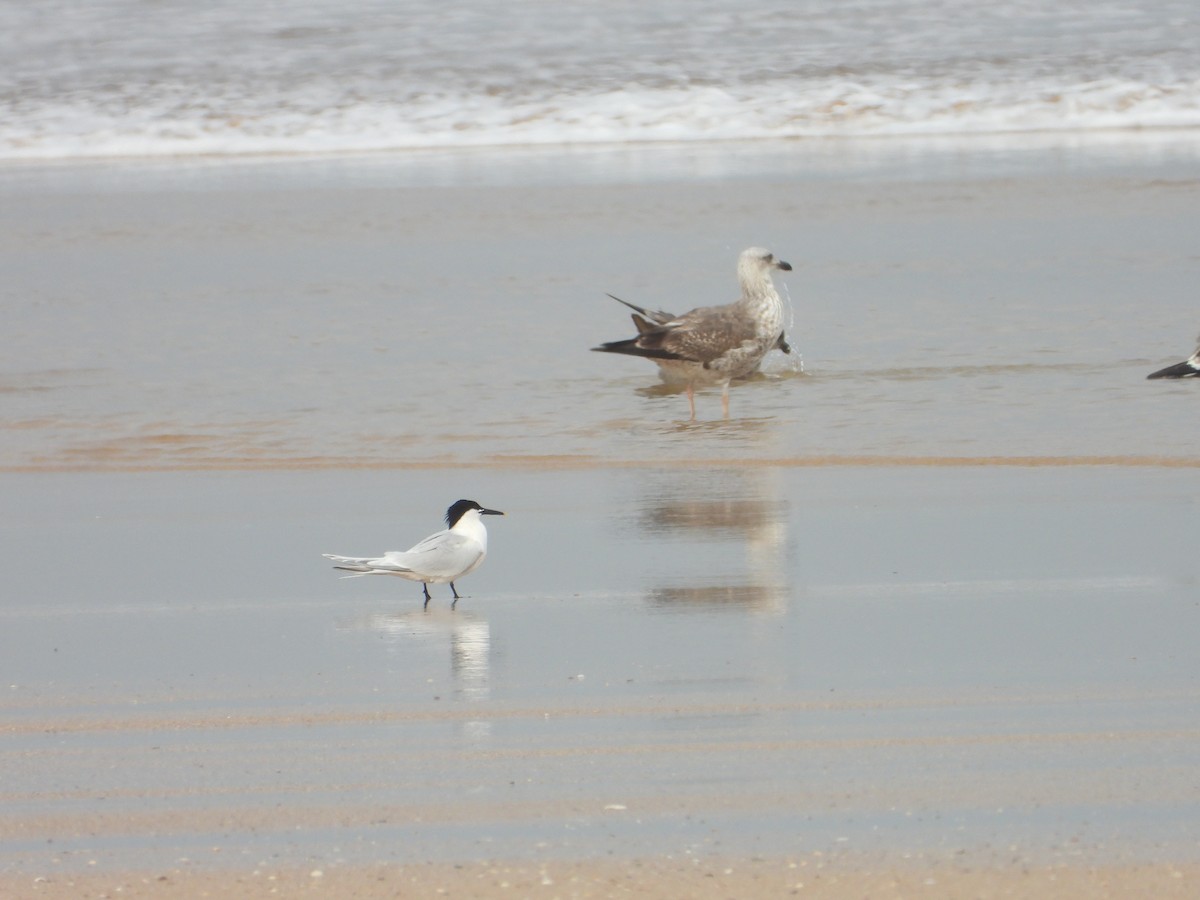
592;247;792;419
324;499;504;608
1147;337;1200;379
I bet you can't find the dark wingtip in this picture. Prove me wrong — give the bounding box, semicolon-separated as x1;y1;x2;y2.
592;339;695;362
606;293;644;316
1147;360;1200;379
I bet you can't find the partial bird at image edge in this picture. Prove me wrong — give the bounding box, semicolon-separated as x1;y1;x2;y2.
1147;338;1200;379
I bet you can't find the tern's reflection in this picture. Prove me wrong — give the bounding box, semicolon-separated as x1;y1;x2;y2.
365;608;492;706
636;468;790;613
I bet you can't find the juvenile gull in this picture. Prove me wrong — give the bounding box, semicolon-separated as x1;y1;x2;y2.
592;247;792;419
1147;336;1200;379
323;499;504;608
607;293;794;356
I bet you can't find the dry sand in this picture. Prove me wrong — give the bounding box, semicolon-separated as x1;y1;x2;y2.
6;858;1199;899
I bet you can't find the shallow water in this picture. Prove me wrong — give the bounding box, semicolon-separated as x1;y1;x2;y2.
3;141;1200;471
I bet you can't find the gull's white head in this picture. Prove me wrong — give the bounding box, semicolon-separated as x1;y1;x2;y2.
737;247;792;296
738;246;792;278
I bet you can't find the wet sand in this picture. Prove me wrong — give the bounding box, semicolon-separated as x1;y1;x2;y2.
3;142;1200;895
4;464;1199;896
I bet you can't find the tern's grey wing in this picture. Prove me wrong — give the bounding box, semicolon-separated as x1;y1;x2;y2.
323;553;398;568
323;552;415;576
403;528;453;555
393;532;483;580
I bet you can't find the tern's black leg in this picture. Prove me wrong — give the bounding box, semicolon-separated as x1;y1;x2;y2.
422;583;431;609
450;582;461;599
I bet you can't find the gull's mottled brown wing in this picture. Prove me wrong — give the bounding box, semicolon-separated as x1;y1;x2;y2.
643;306;761;365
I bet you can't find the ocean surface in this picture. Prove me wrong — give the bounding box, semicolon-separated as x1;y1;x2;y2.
2;0;1199;161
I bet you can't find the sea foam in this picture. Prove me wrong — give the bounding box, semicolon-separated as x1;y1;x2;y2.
3;0;1198;161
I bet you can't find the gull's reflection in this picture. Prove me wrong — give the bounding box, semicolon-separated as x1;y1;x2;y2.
635;468;790;613
648;583;785;608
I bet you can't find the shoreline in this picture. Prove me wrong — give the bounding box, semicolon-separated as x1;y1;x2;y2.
3;128;1200;192
4;453;1200;474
